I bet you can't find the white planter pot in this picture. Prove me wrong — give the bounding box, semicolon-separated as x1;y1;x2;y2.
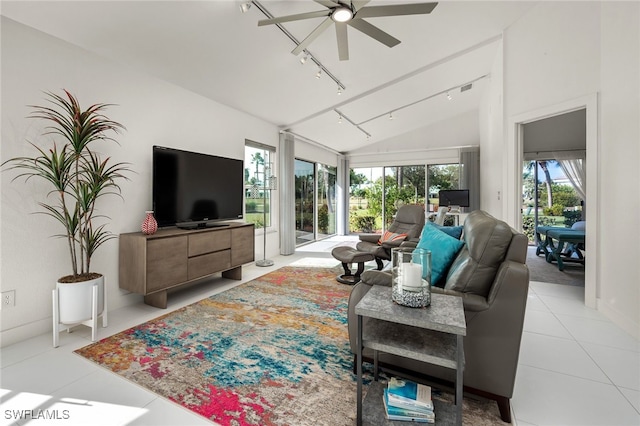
56;275;105;324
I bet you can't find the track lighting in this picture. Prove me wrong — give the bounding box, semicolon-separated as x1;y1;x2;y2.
357;76;489;128
239;2;251;13
252;1;347;103
338;114;343;124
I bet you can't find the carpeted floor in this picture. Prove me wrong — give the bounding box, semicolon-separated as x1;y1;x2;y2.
76;265;508;425
526;245;585;287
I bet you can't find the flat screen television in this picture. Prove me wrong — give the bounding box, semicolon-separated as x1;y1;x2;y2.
438;189;470;208
152;146;244;229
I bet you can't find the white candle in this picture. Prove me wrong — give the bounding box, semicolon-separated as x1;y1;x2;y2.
401;263;423;291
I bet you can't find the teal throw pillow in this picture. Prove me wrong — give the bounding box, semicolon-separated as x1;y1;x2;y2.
428;222;463;240
416;224;464;286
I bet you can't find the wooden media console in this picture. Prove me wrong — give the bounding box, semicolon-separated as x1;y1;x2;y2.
119;222;255;308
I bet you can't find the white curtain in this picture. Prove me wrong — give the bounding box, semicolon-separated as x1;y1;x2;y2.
279;132;296;255
337;155;349;236
459;147;480;211
553;151;586;201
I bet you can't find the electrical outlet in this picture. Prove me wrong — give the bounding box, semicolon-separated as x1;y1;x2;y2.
1;290;16;309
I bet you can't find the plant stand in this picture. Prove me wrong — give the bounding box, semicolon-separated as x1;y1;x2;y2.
52;280;108;347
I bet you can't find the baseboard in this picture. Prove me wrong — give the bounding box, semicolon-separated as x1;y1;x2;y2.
597;298;640;340
0;317;51;348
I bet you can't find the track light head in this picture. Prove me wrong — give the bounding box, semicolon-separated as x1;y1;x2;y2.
316;69;322;79
337;86;343;95
300;54;308;65
447;92;452;101
240;2;251;13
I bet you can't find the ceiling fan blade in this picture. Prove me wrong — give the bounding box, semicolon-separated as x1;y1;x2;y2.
356;3;438;19
348;18;400;48
351;0;371;12
292;18;334;55
314;0;339;8
335;23;349;61
258;10;330;26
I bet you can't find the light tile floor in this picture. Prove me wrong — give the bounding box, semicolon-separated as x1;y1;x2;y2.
1;236;638;425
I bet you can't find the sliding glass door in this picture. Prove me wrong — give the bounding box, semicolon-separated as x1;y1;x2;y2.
294;159;337;245
317;164;337;240
295;159;315;245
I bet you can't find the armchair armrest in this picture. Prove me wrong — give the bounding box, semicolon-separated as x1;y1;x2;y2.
381;239;405;249
360;270;392;287
400;240;418;249
431;287;490;312
358;233;381;244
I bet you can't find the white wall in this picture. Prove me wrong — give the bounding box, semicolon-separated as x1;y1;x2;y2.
501;2;640;337
478;40;504;218
0;18;280;346
347;110;479;168
294;139;338;167
598;2;640;336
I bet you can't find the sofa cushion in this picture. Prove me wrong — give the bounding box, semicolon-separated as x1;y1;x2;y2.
444;210;513;297
429;222;463;240
415;224;464;286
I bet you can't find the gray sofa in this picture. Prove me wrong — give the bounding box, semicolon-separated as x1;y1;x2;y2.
347;210;529;423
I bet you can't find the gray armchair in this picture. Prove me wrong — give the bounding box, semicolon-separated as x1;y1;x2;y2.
347;210;529;423
355;204;425;270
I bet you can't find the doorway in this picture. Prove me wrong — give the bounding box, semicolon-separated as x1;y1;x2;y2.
507;94;598;308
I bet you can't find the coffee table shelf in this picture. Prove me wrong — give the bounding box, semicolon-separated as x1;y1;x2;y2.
362;381;457;426
355;286;466;426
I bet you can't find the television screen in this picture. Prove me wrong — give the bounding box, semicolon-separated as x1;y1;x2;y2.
153;146;244;228
438;189;470;207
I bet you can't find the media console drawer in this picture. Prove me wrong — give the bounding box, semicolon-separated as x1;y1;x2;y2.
119;223;254;308
188;250;231;280
146;236;188;292
189;230;231;256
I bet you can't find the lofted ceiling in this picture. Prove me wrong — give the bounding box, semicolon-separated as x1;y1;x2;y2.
1;0;537;154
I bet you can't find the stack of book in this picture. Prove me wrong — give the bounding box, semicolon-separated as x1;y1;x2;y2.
382;377;435;423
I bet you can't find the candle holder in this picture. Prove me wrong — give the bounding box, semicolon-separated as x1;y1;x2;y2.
391;247;431;308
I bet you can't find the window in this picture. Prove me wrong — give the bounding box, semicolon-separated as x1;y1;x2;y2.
245;142;276;229
426;164;460;213
349;165;425;233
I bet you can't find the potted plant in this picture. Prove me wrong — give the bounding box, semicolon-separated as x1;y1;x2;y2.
2;90;130;343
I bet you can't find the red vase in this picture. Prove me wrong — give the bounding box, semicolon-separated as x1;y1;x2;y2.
141;211;158;235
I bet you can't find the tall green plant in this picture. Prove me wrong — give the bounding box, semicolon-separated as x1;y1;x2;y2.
2;90;130;282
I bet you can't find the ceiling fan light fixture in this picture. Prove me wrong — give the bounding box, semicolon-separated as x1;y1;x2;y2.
332;7;353;23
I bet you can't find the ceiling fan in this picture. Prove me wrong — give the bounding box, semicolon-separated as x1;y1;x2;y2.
258;1;438;61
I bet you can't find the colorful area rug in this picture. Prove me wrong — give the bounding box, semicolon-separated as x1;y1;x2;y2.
75;265;508;425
